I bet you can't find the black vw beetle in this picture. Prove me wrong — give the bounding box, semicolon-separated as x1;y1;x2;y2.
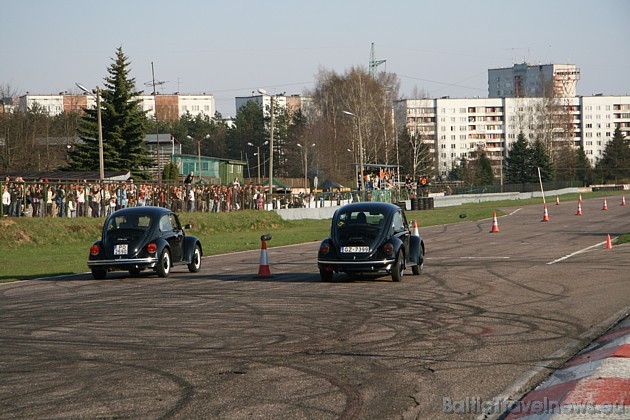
317;202;424;282
87;206;202;279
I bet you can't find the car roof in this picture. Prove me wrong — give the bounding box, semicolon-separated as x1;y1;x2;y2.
108;206;172;218
335;202;401;215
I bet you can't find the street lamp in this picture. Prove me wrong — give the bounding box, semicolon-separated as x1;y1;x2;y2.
258;88;274;202
248;141;268;184
296;143;315;193
76;83;104;182
343;110;365;195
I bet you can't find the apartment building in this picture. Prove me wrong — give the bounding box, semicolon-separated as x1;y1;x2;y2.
489;63;580;98
17;92;215;122
394;95;630;179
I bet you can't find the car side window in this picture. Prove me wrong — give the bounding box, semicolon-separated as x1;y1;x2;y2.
169;214;181;231
159;215;173;232
393;211;405;232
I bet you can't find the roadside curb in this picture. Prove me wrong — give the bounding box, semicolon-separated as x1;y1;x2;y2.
503;315;630;419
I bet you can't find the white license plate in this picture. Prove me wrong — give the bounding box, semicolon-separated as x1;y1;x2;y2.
114;244;128;255
341;246;370;253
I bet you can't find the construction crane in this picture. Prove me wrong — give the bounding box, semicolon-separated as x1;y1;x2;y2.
369;42;386;79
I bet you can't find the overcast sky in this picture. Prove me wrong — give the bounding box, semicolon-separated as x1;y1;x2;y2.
2;0;629;116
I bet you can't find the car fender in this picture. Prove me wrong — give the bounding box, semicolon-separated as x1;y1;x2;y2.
408;235;423;265
183;236;202;262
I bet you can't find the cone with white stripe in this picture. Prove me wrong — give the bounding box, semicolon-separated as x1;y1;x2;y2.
490;212;500;233
541;204;549;222
255;234;273;278
411;220;420;237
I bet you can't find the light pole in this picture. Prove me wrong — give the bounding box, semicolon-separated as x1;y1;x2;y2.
297;143;315;193
258;89;274;203
343;110;365;195
76;83;104;182
248;141;268;184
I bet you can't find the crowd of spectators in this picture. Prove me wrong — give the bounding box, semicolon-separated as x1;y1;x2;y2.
2;176;278;218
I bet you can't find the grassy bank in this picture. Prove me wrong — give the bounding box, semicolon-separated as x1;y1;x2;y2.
1;190;626;282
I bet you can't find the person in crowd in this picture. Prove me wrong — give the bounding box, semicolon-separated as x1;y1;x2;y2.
2;185;10;216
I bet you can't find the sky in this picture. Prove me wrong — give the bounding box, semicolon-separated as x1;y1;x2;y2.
2;0;629;117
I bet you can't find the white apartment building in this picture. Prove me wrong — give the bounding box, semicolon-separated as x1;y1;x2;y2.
394;95;630;179
17;92;215;121
489;63;580;98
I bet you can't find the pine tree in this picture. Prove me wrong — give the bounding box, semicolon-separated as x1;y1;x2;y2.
69;47;152;179
505;132;533;184
596;126;630;183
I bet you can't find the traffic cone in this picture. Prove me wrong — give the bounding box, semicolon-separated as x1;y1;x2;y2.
605;234;613;249
602;198;608;210
490;212;500;233
411;220;420;237
576;201;582;215
255;234;273;278
541;204;550;222
621;195;626;206
555;195;560;205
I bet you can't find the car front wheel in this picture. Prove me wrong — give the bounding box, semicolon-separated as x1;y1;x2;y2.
156;249;171;277
188;245;201;273
391;251;404;282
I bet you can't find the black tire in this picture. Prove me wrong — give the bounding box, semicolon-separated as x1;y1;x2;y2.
156;249;171;278
129;268;142;277
91;268;107;280
188;244;201;273
391;251;404;282
320;268;333;282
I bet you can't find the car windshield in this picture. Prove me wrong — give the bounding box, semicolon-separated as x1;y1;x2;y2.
336;210;386;229
106;215;152;232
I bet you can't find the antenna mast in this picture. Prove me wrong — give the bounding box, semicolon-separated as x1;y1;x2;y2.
145;63;168;181
369;42;386;78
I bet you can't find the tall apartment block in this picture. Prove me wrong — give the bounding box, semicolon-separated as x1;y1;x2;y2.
488;63;580;98
394;95;630;179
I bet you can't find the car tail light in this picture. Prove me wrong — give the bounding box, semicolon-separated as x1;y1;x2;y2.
383;243;394;256
147;243;157;253
320;243;330;254
90;245;100;256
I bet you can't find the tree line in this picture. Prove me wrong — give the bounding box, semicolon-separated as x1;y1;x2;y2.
2;47;629;186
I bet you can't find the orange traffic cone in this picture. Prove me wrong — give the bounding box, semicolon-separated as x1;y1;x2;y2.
555;195;560;205
541;204;550;222
411;220;420;237
622;195;626;206
576;201;583;215
255;234;273;278
605;234;613;249
490;212;500;233
602;198;608;210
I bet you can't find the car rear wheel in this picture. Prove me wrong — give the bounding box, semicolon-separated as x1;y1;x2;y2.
156;249;171;277
320;268;333;282
188;244;201;273
391;251;404;282
91;268;107;280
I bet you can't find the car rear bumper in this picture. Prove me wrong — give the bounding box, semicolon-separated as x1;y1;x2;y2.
88;257;158;270
317;258;395;272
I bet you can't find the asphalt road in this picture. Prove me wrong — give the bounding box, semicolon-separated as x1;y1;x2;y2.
1;197;629;419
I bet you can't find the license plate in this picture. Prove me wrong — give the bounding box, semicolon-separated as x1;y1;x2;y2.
114;244;128;255
341;246;370;253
